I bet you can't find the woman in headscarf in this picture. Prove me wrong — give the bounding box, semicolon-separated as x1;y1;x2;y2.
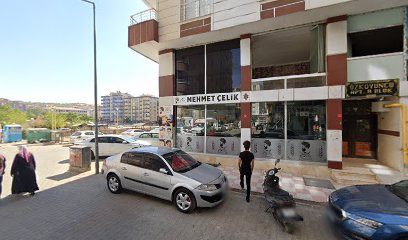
11;145;39;195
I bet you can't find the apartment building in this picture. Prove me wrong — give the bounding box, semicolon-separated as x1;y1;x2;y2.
129;0;408;179
101;92;159;124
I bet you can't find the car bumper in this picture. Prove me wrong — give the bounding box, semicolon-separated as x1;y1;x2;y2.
193;178;229;208
327;204;395;240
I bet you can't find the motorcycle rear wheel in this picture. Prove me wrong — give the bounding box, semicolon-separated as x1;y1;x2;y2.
283;223;294;234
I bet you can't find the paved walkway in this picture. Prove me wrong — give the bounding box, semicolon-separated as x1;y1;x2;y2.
220;166;334;203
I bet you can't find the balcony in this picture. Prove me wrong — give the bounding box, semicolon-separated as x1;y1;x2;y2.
347;52;404;83
128;9;159;62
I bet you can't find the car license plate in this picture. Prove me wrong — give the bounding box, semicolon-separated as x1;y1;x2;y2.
282;208;296;217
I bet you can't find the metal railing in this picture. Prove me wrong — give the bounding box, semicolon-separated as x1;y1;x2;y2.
181;0;211;21
130;8;158;26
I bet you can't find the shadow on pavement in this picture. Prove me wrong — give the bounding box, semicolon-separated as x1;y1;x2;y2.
58;159;70;164
46;171;81;181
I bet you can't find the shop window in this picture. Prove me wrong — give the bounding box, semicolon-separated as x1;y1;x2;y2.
251;102;285;159
206;104;241;155
175;46;205;96
349;25;403;57
176;105;205;153
287;101;326;162
206;39;241;93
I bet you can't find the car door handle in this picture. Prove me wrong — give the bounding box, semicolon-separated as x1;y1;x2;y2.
122;167;127;170
143;173;149;176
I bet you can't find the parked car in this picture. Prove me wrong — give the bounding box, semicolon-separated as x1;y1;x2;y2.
103;147;228;213
121;129;145;137
133;132;160;146
79;135;150;157
69;131;104;144
328;180;408;240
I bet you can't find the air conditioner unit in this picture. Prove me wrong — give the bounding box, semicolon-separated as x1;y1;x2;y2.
371;101;391;113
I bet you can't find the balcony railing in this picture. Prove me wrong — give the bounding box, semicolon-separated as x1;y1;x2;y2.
181;0;211;21
252;73;327;91
130;9;158;26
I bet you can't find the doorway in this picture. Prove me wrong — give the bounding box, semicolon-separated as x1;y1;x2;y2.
342;100;377;159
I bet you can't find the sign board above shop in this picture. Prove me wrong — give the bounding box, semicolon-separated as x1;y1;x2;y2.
346;79;399;98
174;92;241;105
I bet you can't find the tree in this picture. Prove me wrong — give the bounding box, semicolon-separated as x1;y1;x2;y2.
0;105;28;126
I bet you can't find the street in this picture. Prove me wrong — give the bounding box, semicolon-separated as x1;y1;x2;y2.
0;144;336;240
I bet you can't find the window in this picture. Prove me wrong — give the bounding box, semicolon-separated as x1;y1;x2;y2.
176;105;205;153
181;0;211;21
349;26;403;57
72;132;81;137
176;46;205;96
251;102;285;159
139;133;150;139
206;39;241;93
206;104;241;155
143;154;167;172
286;101;326;162
111;137;125;144
162;150;200;173
251;101;327;162
85;132;94;135
151;133;159;138
122;152;143;167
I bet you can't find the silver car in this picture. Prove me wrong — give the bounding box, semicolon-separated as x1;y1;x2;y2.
102;147;228;213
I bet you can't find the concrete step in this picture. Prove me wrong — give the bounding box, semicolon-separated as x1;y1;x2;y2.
331;167;379;185
331;174;379;185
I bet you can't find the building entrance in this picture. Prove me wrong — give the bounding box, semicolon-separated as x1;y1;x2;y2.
342;100;377;159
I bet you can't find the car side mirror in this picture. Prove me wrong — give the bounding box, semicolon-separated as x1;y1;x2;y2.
159;168;169;175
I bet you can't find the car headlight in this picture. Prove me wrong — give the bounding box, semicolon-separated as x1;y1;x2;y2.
342;211;383;229
196;184;217;191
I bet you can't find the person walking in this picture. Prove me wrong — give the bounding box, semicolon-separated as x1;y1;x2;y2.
11;145;39;196
0;152;6;198
238;140;255;203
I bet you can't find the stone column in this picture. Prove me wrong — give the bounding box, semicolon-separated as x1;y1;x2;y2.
240;34;252;151
326;16;348;169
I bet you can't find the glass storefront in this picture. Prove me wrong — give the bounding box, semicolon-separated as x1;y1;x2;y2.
251;101;327;162
206;104;241;155
176;105;205;153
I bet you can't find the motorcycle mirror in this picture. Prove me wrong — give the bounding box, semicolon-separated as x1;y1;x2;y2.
275;159;280;165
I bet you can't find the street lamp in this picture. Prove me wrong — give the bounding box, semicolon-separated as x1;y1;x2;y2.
80;0;99;174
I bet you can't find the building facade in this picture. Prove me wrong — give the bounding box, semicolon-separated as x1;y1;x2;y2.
101;92;159;124
129;0;408;176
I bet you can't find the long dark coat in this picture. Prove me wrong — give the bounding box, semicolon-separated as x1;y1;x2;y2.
11;153;39;194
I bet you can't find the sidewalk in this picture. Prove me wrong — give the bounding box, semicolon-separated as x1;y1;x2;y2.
219;166;334;203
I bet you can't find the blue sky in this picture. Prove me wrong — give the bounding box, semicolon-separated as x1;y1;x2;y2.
0;0;158;104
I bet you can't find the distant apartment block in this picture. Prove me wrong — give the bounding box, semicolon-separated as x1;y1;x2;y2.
46;107;94;117
101;92;158;124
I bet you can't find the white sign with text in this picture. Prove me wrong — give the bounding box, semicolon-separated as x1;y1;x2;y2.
173;92;241;105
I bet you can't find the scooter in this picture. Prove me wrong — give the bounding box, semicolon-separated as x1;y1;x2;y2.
263;159;303;233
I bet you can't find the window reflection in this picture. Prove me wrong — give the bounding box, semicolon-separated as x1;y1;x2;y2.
175;46;205;96
176;105;205;153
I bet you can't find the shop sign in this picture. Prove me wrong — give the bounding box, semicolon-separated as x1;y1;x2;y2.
346;79;399;98
174;92;241;105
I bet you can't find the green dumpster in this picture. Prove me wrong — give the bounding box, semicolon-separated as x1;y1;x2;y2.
26;128;52;143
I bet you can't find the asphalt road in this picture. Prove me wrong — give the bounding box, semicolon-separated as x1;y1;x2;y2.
0;144;337;240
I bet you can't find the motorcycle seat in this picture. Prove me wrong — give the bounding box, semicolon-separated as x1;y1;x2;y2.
266;187;290;197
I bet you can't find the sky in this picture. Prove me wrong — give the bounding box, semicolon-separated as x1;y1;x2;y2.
0;0;158;104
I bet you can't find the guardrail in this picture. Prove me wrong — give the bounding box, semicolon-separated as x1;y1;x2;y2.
130;8;158;26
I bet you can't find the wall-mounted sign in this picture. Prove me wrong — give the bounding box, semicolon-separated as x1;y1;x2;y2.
174;92;241;105
346;79;399;98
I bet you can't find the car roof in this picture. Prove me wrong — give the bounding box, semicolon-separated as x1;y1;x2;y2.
128;147;179;156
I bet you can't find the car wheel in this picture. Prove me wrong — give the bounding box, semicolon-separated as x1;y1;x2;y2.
90;150;95;160
107;174;122;194
173;188;196;213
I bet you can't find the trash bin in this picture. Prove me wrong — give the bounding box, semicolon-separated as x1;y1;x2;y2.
69;145;91;172
51;131;61;143
26;128;51;143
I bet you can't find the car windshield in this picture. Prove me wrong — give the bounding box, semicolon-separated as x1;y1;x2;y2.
162;150;201;173
389;180;408;202
119;136;136;143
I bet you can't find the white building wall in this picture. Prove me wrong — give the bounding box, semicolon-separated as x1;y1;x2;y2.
213;0;260;31
305;0;353;10
158;0;180;42
326;20;347;56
